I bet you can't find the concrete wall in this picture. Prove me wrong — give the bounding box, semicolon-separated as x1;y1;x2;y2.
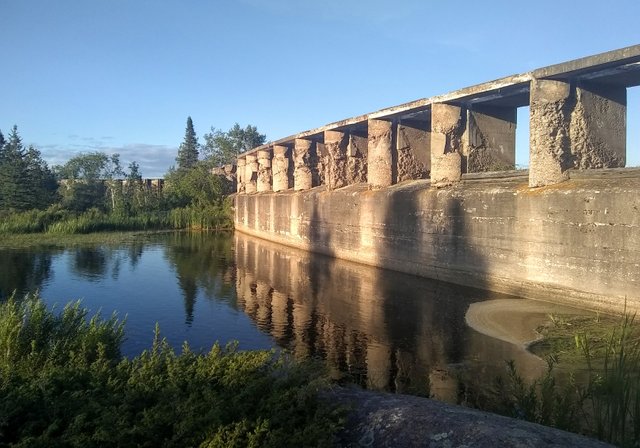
235;170;640;314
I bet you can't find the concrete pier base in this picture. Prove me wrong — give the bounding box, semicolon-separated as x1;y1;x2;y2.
367;119;394;188
256;149;272;192
294;139;315;191
430;103;465;187
324;130;349;190
272;145;291;192
244;154;258;193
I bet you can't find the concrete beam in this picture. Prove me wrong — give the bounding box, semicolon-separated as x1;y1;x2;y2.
293;138;315;191
257;149;272;192
466;105;516;173
324;130;349;190
430;103;465;187
272;145;292;192
367;119;395;188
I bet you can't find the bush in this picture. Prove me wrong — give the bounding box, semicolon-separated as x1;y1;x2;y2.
0;295;343;447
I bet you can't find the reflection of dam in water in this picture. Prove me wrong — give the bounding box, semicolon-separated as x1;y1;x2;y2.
233;232;560;403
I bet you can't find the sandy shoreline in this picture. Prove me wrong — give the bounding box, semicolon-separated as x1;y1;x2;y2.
465;299;589;349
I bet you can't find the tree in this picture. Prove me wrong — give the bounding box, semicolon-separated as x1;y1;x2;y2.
54;151;123;212
176;116;199;170
202;123;266;166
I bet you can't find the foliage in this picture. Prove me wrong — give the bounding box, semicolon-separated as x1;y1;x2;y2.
481;311;640;447
176;116;199;170
0;295;343;447
202;123;266;166
0;126;58;212
164;162;223;209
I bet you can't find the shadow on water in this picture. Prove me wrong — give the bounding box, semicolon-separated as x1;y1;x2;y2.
0;248;57;299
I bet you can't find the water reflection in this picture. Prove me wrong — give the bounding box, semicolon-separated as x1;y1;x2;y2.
234;232;552;402
0;247;58;299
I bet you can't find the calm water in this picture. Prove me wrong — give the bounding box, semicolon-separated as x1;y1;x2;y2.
0;231;576;402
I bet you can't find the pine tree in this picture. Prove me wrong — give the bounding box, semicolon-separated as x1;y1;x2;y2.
0;126;31;211
176;116;199;170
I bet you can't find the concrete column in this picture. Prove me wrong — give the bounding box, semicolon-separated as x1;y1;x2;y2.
324;130;349;190
570;82;626;169
466;105;516;172
236;156;246;193
272;145;291;192
223;164;236;192
367;118;394;188
347;132;368;184
293;138;314;191
244;153;258;193
529;79;572;187
256;149;272;192
430;103;465;187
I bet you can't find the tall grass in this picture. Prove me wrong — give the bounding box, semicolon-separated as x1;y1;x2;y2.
0;294;343;447
0;201;233;235
486;311;640;447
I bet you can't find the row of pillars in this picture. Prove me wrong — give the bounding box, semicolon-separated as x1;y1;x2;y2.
234;77;626;192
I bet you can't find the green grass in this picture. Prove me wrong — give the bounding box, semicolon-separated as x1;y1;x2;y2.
0;294;344;447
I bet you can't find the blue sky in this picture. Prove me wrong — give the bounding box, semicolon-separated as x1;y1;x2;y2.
1;0;638;177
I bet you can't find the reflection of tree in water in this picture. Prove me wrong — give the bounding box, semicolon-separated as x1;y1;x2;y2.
163;232;236;325
71;248;109;280
0;248;56;299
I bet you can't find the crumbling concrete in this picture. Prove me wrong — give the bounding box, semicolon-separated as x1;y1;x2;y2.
466;105;516;173
367;119;394;188
244;153;258;193
430;103;465;187
396;120;430;182
293;138;315;191
256;149;272;192
347;132;368;184
529;79;574;187
236;157;246;193
272;145;291;192
323;130;349;190
570;82;626;169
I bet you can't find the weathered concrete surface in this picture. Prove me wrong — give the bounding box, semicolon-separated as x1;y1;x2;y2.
570;82;626;169
272;145;291;192
235;171;640;314
368;119;395;188
330;387;613;448
236;157;246;193
256;149;272;192
396;120;430;181
244;153;258;194
466;105;516;173
293;138;315;191
431;103;465;187
324;130;349;190
347;132;368;184
529;79;573;188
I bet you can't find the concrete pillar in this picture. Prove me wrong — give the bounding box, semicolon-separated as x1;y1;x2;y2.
272;145;291;192
347;132;368;184
529;79;572;187
236;156;246;193
430;103;465;187
324;130;349;190
570;82;626;169
244;153;258;193
293;138;315;191
466;105;516;172
256;149;272;192
367;118;394;188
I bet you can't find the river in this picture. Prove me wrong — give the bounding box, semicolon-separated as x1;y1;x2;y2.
0;231;586;403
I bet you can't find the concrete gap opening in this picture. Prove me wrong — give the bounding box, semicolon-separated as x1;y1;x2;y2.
628;86;639;167
515;106;530;169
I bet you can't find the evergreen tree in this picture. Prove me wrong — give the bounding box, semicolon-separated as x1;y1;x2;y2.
0;126;31;211
176;116;199;170
25;145;58;209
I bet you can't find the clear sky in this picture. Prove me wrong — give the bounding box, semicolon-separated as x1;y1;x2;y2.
1;0;638;177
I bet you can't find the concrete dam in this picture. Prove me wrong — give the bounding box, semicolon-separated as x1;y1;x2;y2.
227;45;640;314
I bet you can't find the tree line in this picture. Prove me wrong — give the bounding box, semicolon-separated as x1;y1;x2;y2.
0;118;265;232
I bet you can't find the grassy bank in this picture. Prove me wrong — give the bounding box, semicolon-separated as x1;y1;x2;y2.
0;295;343;447
0;201;233;236
480;311;640;447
